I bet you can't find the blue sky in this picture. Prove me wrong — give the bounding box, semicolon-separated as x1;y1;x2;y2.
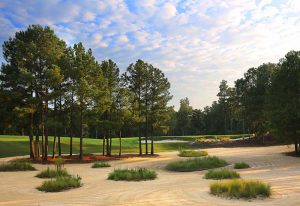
0;0;299;109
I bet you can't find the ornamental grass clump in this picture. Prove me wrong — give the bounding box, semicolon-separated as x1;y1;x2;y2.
108;168;157;181
178;149;208;157
234;162;250;169
37;175;82;192
36;167;71;178
91;162;111;168
210;179;271;199
0;161;36;171
205;169;240;180
166;156;228;172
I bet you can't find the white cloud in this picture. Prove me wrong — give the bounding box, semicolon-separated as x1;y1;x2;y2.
116;34;129;43
1;0;300;109
83;11;96;21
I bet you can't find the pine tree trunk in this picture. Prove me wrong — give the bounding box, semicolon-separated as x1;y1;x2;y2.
35;128;40;159
151;124;154;155
145;114;148;155
295;139;299;154
29;112;35;159
52;135;57;158
102;134;106;156
70;91;74;156
58;136;61;156
119;130;122;157
52;99;57;159
109;135;112;155
79;107;83;159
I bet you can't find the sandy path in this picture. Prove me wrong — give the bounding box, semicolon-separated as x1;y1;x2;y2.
0;145;300;206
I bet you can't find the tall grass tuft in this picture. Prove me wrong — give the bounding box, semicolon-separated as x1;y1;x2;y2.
210;179;271;199
178;150;208;157
234;162;250;169
205;169;240;179
37;175;82;192
92;162;111;168
166;156;228;172
0;161;36;171
108;168;157;181
36;167;71;178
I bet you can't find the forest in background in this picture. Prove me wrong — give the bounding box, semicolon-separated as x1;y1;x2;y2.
0;25;299;159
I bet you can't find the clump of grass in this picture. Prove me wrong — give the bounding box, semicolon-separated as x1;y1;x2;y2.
210;179;271;199
91;162;111;168
108;168;157;181
178;150;208;157
166;156;228;172
54;157;65;171
36;167;71;178
205;169;240;179
0;161;36;171
234;162;250;169
37;175;82;192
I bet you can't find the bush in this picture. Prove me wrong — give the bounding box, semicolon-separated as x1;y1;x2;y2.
36;167;71;178
205;169;240;179
92;162;111;168
0;161;36;171
37;175;82;192
166;156;228;172
210;179;271;199
179;150;208;157
108;168;157;181
234;162;250;169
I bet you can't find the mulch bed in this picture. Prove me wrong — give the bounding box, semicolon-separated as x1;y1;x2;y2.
19;154;159;164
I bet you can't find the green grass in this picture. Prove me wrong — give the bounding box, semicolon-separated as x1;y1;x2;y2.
210;179;271;199
234;162;250;169
107;168;157;181
0;161;36;171
0;134;252;158
166;156;228;172
36;167;71;178
91;162;111;168
178;150;208;157
37;175;82;192
205;169;240;179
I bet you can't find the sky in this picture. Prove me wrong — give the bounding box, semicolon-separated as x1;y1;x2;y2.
0;0;299;110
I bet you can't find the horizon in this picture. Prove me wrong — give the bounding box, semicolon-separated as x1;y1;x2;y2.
0;0;299;110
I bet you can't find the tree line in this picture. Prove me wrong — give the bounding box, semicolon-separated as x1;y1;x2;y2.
1;25;299;157
0;25;172;161
171;52;299;153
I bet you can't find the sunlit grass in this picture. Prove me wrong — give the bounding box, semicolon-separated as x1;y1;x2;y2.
234;162;250;169
36;167;71;178
166;156;228;172
178;149;208;157
210;179;271;199
205;169;240;179
0;161;36;171
37;175;82;192
108;168;157;181
91;162;111;168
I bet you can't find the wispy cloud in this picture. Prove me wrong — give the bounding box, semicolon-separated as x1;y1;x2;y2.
0;0;299;109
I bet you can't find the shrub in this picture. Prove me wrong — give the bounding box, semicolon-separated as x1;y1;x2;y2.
179;150;208;157
108;168;157;181
36;167;71;178
37;175;82;192
92;162;111;168
210;179;271;199
234;162;250;169
0;161;36;171
166;156;228;172
205;169;240;179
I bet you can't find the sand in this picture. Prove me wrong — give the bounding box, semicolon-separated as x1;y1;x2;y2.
0;145;300;206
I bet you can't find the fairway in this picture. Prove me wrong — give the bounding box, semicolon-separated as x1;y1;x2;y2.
0;134;249;158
